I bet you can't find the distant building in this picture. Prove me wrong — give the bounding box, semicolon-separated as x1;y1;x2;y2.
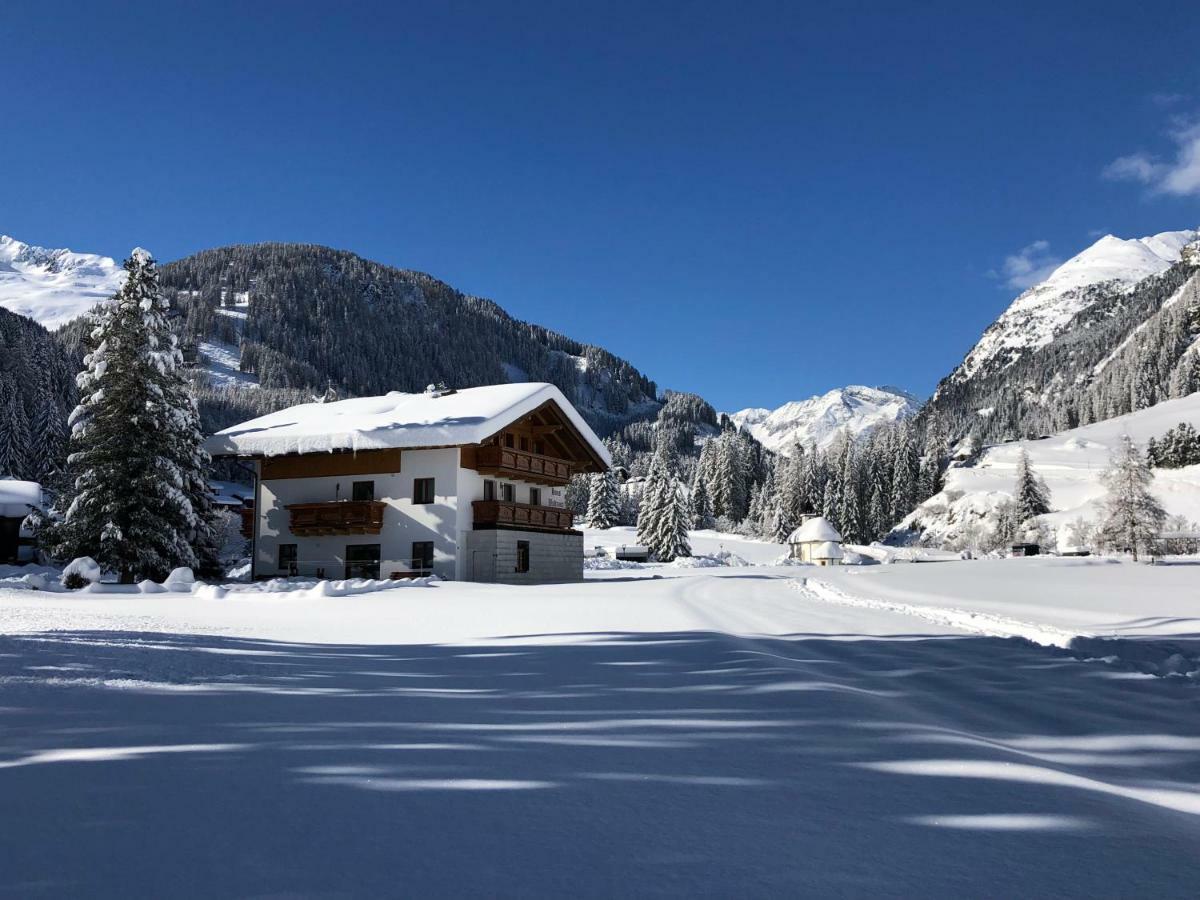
1010;542;1040;557
787;515;844;566
203;383;610;584
0;479;43;564
613;544;650;562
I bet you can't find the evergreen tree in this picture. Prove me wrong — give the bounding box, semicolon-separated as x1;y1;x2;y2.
586;470;620;529
690;472;715;530
636;441;674;552
27;398;68;481
837;440;862;543
43;250;220;582
1012;450;1051;524
1096;435;1166;561
769;497;790;543
867;480;888;542
650;478;692;562
0;385;30;479
889;434;917;523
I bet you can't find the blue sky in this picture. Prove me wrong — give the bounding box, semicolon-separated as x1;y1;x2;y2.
3;1;1198;411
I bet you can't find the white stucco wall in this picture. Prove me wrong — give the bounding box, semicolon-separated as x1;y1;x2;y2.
256;448;461;580
254;448;578;581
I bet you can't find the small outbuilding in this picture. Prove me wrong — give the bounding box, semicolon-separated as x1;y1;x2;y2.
787;515;844;565
1010;542;1040;557
614;544;650;563
0;479;43;564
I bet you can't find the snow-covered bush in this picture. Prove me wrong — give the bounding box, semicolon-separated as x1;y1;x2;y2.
164;567;196;591
61;556;101;589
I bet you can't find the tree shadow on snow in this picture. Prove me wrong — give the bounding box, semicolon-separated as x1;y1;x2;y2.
1;628;1199;898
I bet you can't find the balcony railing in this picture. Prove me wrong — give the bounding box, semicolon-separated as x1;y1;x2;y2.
474;445;572;485
472;499;576;532
285;500;386;536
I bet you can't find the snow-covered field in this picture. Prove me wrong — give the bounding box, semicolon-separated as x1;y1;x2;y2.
2;544;1199;897
906;390;1200;547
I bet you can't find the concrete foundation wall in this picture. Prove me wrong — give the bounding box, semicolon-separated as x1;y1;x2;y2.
462;529;583;584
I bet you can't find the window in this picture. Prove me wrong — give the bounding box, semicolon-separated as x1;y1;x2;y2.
413;477;435;504
504;433;515;449
344;544;380;579
528;487;542;506
278;543;298;575
520;436;530;451
533;440;544;455
516;540;530;573
412;541;434;574
500;482;515;502
351;480;375;501
483;479;496;501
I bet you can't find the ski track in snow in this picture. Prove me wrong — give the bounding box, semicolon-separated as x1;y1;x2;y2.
794;577;1084;647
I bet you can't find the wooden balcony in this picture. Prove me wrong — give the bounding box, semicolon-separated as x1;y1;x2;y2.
472;445;572;485
472;499;576;532
285;500;386;536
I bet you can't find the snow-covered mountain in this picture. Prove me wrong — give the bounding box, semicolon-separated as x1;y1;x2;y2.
0;235;125;330
729;385;919;454
926;227;1200;445
951;228;1199;384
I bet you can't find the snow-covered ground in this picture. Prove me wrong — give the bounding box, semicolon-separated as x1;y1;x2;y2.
904;390;1200;548
3;544;1200;896
196;338;258;389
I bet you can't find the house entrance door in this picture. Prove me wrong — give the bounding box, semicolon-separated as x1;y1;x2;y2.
345;544;381;580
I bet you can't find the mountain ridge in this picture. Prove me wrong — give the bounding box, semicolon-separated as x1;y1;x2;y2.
0;234;126;330
728;385;920;454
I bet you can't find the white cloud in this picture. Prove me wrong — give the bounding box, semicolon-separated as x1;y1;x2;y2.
1150;92;1187;109
990;240;1063;291
1104;118;1200;197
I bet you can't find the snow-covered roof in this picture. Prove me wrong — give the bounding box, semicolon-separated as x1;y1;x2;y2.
0;479;42;518
812;541;844;560
786;516;842;544
203;382;612;466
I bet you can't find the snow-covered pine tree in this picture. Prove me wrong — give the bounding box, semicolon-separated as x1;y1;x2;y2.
745;482;763;536
769;498;790;543
1012;450;1051;525
636;441;673;551
833;441;858;543
586;470;620;529
1096;435;1166;561
0;381;30;479
43;249;221;582
821;478;839;530
867;480;888;541
648;477;692;561
690;472;715;529
27;395;68;481
708;436;734;520
889;429;918;521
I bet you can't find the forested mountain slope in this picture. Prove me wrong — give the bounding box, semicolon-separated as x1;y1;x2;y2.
0;307;77;481
925;230;1200;443
156;243;659;433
